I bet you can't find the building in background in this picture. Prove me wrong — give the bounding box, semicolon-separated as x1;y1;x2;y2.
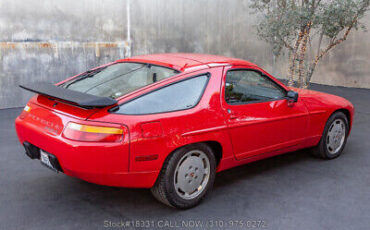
0;0;369;109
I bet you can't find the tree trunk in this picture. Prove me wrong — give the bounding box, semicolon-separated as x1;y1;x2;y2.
298;25;310;88
305;31;323;87
288;28;305;86
306;57;318;87
287;52;296;87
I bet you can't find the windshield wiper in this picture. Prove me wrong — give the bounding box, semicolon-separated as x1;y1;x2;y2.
84;65;146;95
63;67;107;89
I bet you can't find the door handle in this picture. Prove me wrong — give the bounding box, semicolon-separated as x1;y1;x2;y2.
227;109;237;119
229;115;237;120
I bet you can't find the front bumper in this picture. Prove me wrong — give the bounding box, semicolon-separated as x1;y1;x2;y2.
15;116;159;188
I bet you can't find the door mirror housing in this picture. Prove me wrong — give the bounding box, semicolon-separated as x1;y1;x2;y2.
286;90;298;103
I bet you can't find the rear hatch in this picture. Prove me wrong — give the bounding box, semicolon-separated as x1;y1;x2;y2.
31;94;104;121
20;81;117;120
18;82;119;138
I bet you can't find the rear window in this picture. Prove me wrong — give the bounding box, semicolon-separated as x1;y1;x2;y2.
116;74;209;115
61;63;179;99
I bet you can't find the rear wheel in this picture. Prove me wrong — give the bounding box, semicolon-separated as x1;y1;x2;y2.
310;111;349;159
151;143;216;209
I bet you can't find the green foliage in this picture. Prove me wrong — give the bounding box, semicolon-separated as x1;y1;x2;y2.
319;0;368;38
254;4;299;55
251;0;300;55
250;0;370;87
252;0;369;43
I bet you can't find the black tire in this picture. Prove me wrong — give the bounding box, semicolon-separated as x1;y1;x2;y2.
309;111;349;159
151;143;217;209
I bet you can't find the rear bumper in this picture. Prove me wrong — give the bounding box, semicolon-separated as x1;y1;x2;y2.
15;116;159;188
63;167;159;188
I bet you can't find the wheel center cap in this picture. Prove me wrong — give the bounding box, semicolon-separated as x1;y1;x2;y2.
189;172;195;178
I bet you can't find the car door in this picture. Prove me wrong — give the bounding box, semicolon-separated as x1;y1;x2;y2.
221;66;309;160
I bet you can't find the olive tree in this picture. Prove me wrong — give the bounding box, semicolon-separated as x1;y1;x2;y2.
250;0;370;88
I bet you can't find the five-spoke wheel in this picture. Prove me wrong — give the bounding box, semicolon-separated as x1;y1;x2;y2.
174;150;210;200
151;143;216;209
326;119;346;155
310;111;349;159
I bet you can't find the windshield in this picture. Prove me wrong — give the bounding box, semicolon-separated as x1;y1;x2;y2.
61;63;179;99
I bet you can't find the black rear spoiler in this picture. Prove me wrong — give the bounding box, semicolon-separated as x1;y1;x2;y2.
19;82;117;108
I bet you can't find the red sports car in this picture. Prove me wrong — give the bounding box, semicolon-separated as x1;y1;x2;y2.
15;53;354;209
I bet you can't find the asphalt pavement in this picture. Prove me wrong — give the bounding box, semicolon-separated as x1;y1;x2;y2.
1;83;369;230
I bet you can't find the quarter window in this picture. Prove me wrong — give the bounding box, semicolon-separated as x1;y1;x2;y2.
117;74;209;114
225;70;286;104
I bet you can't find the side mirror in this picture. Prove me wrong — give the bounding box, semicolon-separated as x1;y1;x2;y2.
286;90;298;103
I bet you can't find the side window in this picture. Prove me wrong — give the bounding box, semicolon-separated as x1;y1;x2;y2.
225;70;286;104
117;74;209;114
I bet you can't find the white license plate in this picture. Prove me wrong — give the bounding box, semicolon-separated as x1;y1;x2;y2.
40;150;57;171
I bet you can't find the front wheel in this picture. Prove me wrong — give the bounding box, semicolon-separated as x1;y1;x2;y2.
310;111;349;159
151;143;216;209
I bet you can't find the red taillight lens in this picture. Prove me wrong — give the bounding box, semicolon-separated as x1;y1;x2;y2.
63;122;124;142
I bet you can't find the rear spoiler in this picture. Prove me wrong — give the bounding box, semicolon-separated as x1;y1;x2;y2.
19;82;117;108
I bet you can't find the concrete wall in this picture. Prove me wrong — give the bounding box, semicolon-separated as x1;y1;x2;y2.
1;0;369;109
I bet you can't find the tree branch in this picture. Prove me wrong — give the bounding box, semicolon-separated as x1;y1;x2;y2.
282;39;294;51
305;2;368;85
316;16;356;62
315;0;370;61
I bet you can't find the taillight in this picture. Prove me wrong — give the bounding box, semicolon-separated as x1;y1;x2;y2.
24;105;31;112
19;105;31;120
63;122;124;142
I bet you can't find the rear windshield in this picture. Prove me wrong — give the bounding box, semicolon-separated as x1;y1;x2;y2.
61;63;179;99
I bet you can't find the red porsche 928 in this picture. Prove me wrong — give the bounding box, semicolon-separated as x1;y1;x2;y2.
15;53;354;209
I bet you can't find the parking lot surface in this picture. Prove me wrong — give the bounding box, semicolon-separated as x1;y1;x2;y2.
1;84;369;230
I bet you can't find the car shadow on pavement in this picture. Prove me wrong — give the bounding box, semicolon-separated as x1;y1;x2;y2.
64;148;314;211
214;149;314;189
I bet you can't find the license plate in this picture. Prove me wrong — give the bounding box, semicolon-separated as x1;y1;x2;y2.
40;150;58;172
